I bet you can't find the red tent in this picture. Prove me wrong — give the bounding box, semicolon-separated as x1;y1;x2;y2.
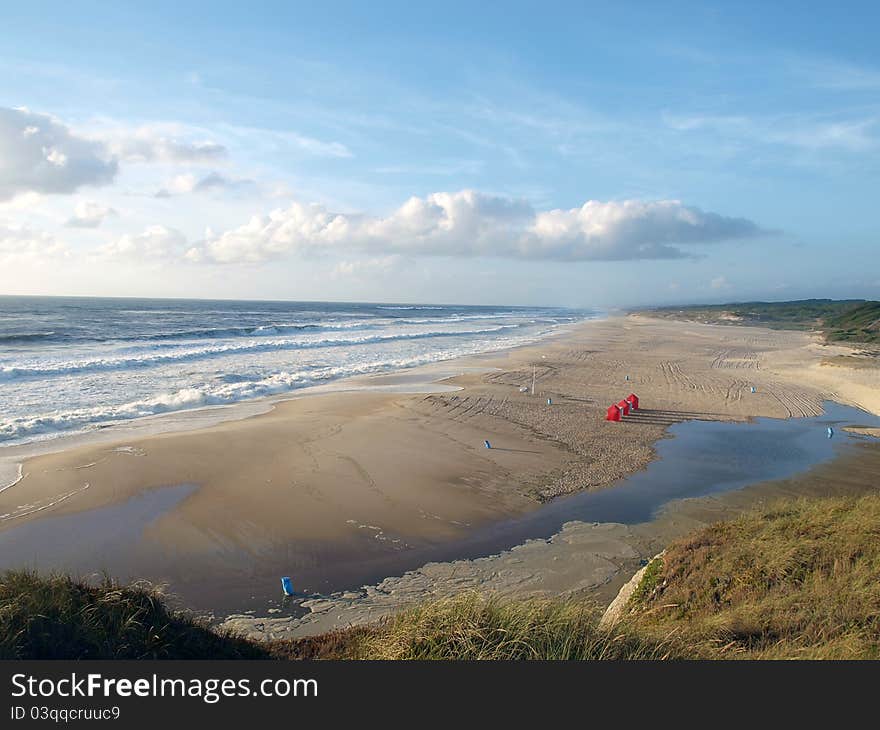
626;393;639;410
617;399;630;416
605;404;621;421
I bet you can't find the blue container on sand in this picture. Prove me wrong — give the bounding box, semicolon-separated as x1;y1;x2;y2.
281;576;294;596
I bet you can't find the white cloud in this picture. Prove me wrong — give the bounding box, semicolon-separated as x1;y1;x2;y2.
155;171;254;197
192;171;250;192
0;107;117;200
0;191;44;212
66;200;117;228
185;190;765;264
98;225;187;260
0;107;231;201
710;275;731;290
0;221;69;262
44;147;68;167
157;173;200;196
99;124;227;164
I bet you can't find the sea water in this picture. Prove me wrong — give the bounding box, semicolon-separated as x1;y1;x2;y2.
0;296;589;446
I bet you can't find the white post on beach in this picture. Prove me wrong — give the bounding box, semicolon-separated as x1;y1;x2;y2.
532;365;536;395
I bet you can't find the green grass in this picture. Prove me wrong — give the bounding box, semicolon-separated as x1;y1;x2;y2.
824;301;880;343
624;494;880;659
628;556;664;605
641;298;880;344
0;571;269;659
350;593;679;660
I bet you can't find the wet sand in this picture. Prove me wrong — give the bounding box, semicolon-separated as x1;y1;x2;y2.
222;412;879;639
1;315;875;614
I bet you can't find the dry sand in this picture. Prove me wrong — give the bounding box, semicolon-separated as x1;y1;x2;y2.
2;314;876;620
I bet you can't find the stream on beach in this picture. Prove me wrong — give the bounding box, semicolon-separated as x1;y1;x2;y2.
0;401;877;615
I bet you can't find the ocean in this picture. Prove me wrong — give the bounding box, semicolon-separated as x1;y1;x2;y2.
0;296;590;446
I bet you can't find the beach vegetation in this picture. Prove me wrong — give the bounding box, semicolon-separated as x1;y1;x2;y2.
0;571;269;659
628;556;664;605
623;493;880;659
346;593;678;660
644;298;880;344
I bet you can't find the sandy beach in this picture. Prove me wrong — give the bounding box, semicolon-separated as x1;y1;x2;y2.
2;315;878;617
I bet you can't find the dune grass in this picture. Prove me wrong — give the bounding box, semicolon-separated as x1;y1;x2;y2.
349;592;679;660
0;570;269;659
623;494;880;659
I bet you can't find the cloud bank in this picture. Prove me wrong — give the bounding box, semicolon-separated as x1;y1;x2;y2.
184;190;766;264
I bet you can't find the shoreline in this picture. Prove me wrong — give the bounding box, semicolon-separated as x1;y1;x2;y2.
2;315;878;620
0;317;590;490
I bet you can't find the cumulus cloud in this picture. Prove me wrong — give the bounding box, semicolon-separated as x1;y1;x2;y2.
65;200;117;228
98;225;187;260
0;107;117;200
184;190;766;264
0;107;231;200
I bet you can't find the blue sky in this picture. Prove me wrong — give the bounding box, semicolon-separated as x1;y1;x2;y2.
0;1;877;307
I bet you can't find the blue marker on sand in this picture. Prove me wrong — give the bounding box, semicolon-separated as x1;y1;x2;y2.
281;576;294;596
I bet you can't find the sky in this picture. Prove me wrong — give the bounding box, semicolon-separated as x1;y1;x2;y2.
0;1;878;308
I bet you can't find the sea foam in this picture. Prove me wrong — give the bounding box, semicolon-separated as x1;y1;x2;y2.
0;298;588;446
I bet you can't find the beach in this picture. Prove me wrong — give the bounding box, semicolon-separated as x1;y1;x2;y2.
2;314;878;621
